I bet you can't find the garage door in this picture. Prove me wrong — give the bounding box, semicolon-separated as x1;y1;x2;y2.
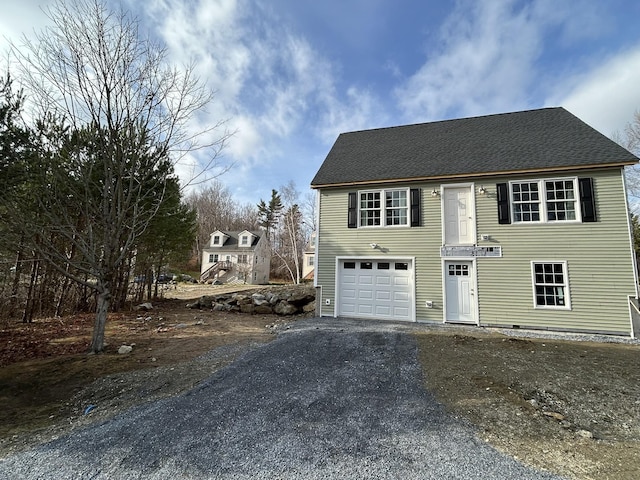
338;259;414;321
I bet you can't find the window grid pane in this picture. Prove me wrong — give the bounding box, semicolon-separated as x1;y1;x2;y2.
360;192;381;226
385;190;408;226
359;190;408;227
512;182;540;222
533;262;567;307
545;180;576;221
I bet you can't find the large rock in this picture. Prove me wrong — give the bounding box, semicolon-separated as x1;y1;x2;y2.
239;303;255;314
254;304;274;314
274;301;298;315
186;284;316;315
302;301;316;313
286;290;315;306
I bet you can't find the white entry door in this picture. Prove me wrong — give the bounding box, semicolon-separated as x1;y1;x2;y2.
445;261;476;323
443;187;474;245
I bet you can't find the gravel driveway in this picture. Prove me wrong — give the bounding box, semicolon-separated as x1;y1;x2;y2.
0;318;564;479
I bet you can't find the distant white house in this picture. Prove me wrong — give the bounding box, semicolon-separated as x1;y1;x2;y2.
302;232;316;281
200;230;270;285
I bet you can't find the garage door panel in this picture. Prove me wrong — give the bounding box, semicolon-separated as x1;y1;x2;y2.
342;288;356;300
376;290;391;300
393;276;409;286
338;259;413;321
359;275;373;285
358;304;373;314
393;306;409;317
394;291;409;301
359;289;373;300
342;274;356;284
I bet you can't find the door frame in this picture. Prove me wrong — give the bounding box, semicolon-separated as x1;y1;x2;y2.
441;258;479;325
440;182;477;246
334;256;416;322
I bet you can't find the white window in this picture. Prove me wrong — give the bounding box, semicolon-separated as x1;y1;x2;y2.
240;236;249;246
511;178;579;223
359;189;408;227
213;235;221;245
531;261;570;310
307;255;314;266
238;254;248;264
209;254;219;263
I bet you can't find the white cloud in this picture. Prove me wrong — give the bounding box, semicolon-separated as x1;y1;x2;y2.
394;0;613;123
549;45;640;137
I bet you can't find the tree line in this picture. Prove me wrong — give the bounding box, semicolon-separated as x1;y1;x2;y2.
0;0;229;352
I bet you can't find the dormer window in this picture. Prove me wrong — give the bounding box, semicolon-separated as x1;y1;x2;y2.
213;235;221;245
240;236;249;246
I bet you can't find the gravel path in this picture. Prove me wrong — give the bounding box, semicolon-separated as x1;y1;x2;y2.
0;319;565;479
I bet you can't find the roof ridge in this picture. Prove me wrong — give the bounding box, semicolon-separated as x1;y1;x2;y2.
338;107;564;136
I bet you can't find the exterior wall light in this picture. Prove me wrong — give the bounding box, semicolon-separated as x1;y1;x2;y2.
479;186;487;195
431;189;439;197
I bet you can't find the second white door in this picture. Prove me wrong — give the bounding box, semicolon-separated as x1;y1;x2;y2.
445;261;476;323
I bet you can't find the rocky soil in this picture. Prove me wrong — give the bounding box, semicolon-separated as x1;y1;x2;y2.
1;283;639;479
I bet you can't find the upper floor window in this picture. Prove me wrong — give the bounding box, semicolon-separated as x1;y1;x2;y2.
238;254;248;264
213;235;221;245
240;235;249;246
359;189;408;227
307;256;314;266
510;178;579;223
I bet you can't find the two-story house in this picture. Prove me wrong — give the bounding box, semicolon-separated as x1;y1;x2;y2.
200;230;270;285
311;107;640;337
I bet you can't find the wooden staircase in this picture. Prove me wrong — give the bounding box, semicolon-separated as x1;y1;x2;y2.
200;261;232;283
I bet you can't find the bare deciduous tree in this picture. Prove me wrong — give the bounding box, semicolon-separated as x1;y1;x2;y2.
187;181;259;269
9;0;231;352
615;111;640;213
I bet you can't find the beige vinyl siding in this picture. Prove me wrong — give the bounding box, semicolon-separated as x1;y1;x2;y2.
316;185;445;320
316;167;635;335
475;168;635;334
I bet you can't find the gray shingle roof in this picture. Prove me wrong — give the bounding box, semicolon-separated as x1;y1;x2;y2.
311;107;638;187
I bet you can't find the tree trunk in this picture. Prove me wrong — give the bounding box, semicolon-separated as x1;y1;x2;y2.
9;238;25;318
22;259;40;323
90;283;111;353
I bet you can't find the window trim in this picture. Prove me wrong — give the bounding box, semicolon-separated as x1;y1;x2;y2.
358;187;410;228
530;261;571;310
509;177;581;224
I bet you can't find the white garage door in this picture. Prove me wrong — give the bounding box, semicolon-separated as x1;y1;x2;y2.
338;259;414;321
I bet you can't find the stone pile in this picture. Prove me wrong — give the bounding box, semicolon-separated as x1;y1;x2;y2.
186;285;316;316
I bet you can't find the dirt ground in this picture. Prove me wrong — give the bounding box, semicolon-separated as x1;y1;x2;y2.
1;283;639;479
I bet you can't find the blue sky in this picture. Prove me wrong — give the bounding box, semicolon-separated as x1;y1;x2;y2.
2;0;640;206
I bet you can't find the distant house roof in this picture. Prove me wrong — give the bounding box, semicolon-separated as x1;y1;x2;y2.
311;107;638;188
207;231;263;250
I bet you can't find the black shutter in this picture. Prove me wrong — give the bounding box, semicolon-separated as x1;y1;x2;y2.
497;183;510;224
579;177;596;222
410;188;420;227
347;192;357;228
